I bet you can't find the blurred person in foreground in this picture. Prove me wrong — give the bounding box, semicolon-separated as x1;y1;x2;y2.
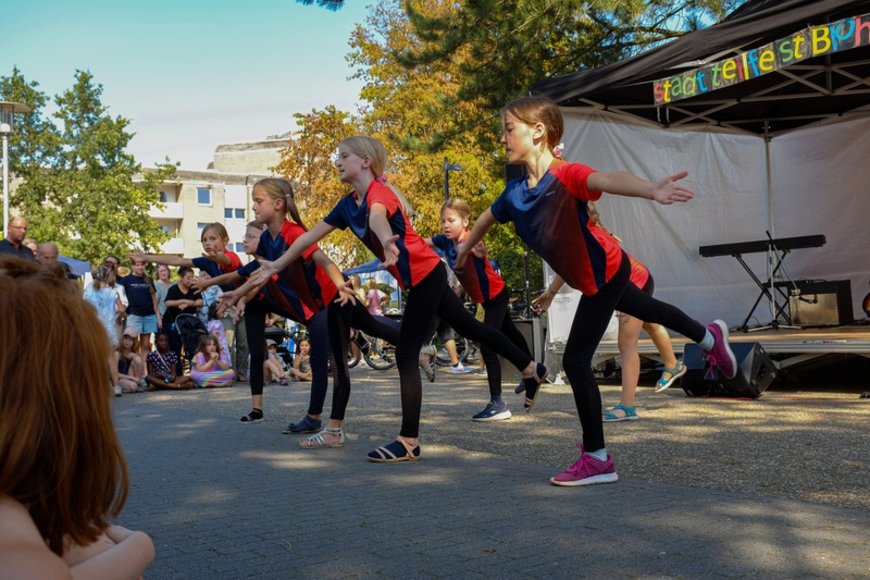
0;256;155;579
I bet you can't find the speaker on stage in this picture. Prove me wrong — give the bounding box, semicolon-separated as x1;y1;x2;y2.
681;342;777;398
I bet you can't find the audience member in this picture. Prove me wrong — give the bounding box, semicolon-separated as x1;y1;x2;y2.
36;242;59;264
83;263;125;397
145;331;194;390
0;217;36;260
117;328;145;394
264;339;289;385
154;264;173;319
117;258;159;363
0;256;155;578
190;335;235;388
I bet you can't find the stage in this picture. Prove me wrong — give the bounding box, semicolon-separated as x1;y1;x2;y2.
543;323;870;374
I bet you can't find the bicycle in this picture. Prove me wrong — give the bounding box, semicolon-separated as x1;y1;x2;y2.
347;330;397;370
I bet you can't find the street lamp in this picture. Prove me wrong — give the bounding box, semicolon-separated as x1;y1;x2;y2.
443;157;464;201
0;101;32;237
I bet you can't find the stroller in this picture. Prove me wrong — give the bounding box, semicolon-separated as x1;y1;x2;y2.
174;313;208;372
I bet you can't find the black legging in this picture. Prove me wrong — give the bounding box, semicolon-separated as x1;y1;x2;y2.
565;251;706;452
325;301;401;421
397;262;534;438
244;299;328;405
480;289;532;398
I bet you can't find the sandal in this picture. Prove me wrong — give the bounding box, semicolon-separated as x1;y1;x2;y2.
518;362;547;412
282;415;322;434
655;361;687;392
367;438;421;463
299;427;345;449
603;404;638;422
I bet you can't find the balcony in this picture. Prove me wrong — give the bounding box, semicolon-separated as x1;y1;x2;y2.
160;237;185;254
149;202;183;220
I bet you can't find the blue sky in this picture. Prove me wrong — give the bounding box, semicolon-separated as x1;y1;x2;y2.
1;0;370;170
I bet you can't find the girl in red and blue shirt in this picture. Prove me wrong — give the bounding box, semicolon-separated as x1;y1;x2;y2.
456;96;737;488
246;136;546;463
427;197;532;422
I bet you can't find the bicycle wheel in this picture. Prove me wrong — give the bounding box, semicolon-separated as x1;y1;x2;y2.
347;344;361;369
364;336;396;370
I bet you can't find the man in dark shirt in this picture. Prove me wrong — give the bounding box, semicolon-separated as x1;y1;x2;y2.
163;266;203;373
0;217;36;260
118;258;160;363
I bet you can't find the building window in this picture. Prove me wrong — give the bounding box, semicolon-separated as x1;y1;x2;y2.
224;208;233;219
235;208;245;219
235;243;244;252
197;187;212;205
197;222;207;232
159;191;169;202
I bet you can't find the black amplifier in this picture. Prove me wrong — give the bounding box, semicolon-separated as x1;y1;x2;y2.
783;280;854;326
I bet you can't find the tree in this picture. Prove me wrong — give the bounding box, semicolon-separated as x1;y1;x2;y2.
272;106;366;269
0;69;175;264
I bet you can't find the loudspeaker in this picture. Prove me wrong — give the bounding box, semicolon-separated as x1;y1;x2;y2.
786;280;853;326
681;342;777;398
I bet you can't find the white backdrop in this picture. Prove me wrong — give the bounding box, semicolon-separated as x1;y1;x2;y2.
549;109;870;329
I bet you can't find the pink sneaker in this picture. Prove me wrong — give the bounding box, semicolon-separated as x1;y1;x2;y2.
550;444;618;487
705;320;737;379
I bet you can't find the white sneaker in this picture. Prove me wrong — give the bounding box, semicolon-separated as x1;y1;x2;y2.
113;385;123;397
451;363;473;374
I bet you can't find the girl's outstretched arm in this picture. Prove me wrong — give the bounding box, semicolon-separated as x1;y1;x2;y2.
128;252;193;268
454;209;497;272
192;271;240;293
248;221;336;288
588;171;693;205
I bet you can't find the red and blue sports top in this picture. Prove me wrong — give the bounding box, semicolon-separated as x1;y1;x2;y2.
490;160;623;297
237;220;338;324
324;180;440;290
430;230;505;304
628;253;650;290
192;250;243;291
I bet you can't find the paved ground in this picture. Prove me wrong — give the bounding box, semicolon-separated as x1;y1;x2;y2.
115;367;869;579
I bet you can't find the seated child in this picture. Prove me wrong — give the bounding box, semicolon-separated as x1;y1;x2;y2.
117;327;146;393
145;331;195;390
190;335;235;388
264;339;289;385
289;338;313;382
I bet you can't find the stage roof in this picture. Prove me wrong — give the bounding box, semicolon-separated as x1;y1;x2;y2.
532;0;870;137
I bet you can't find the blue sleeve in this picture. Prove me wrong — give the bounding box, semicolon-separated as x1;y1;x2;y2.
490;189;512;224
323;200;348;230
191;257;219;277
430;235;449;254
236;260;260;280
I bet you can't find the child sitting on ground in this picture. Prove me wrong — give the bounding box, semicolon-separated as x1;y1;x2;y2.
264;339;290;385
117;327;146;393
190;335;235;388
289;337;313;382
145;331;195;390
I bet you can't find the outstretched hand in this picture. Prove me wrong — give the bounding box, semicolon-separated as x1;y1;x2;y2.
249;259;277;287
334;279;358;307
201;248;222;262
381;235;401;268
651;171;694;204
218;290;241;317
128;251;146;263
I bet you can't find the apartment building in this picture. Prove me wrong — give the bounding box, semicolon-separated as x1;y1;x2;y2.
148;138;290;259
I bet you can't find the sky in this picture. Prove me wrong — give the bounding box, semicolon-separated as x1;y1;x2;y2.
1;0;370;170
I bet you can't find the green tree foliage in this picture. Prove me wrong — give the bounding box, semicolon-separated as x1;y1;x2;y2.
0;69;175;264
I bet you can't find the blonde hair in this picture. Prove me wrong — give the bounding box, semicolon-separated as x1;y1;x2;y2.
501;96;564;151
442;197;472;221
252;178;307;230
201;222;229;242
0;257;128;554
339;136;415;218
